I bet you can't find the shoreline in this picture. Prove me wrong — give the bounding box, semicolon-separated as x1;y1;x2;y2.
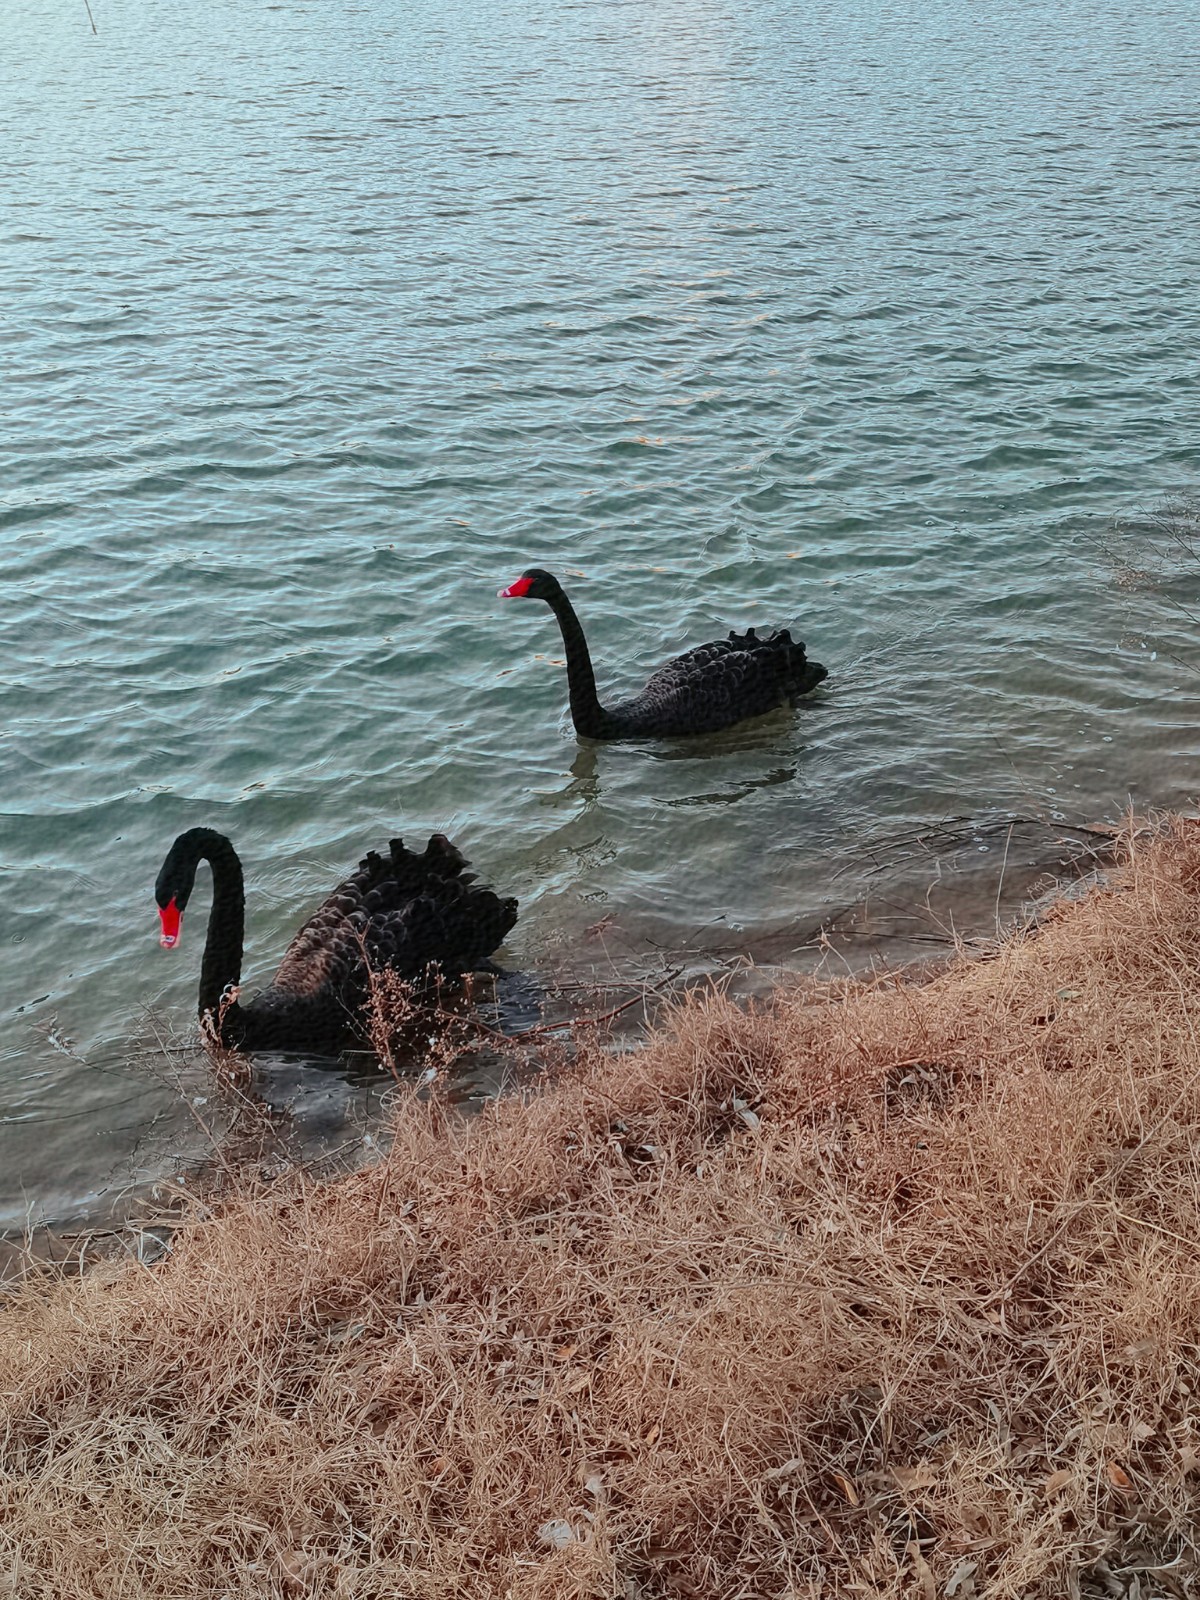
4;815;1199;1595
1;809;1116;1245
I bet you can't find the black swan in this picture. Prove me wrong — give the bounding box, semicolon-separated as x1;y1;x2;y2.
155;827;518;1052
498;568;828;739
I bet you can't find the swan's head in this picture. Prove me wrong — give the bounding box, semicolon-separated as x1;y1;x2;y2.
155;829;206;949
498;567;560;602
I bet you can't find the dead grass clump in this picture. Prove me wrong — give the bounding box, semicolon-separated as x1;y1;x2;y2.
5;818;1200;1597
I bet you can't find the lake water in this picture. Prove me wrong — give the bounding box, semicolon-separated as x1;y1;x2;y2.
3;0;1200;1233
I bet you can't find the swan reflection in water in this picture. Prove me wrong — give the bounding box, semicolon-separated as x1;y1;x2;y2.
661;766;797;808
534;692;816;806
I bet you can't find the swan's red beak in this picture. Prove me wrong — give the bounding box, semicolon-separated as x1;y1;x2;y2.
498;576;534;599
158;898;182;949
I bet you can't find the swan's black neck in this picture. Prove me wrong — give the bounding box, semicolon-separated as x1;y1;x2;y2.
543;583;615;739
162;828;246;1033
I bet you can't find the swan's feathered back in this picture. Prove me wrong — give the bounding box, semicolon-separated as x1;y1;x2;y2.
610;627;828;738
265;835;518;1016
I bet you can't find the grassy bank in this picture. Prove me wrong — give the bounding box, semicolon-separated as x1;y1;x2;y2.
4;820;1200;1598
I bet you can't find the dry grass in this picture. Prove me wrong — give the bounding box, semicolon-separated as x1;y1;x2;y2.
5;820;1200;1598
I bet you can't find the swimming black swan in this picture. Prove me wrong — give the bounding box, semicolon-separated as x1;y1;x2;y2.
155;827;518;1052
498;568;828;739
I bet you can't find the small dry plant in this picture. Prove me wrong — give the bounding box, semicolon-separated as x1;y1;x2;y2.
355;940;508;1091
5;818;1200;1598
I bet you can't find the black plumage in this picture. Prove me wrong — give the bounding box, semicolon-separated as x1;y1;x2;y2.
499;568;828;740
154;827;517;1052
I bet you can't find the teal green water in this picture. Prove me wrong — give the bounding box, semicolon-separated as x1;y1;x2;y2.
4;0;1200;1227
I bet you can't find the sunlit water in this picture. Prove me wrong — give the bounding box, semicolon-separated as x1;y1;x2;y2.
3;0;1200;1231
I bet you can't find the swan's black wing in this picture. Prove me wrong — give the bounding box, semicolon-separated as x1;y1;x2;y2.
257;835;517;1016
613;628;827;737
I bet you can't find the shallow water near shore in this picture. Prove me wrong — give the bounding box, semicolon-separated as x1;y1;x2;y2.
3;0;1200;1231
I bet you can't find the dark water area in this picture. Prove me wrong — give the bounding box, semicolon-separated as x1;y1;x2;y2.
3;0;1200;1232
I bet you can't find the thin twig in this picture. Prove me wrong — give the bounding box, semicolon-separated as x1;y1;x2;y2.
474;967;682;1044
994;821;1015;935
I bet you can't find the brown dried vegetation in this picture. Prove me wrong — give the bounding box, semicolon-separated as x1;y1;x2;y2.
5;821;1200;1598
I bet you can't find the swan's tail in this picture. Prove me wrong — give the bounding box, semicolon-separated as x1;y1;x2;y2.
726;625;803;654
724;626;828;697
356;836;470;887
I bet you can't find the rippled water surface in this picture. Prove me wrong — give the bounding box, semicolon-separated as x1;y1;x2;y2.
4;0;1200;1229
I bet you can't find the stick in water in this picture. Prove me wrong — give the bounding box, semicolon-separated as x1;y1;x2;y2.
83;0;97;32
